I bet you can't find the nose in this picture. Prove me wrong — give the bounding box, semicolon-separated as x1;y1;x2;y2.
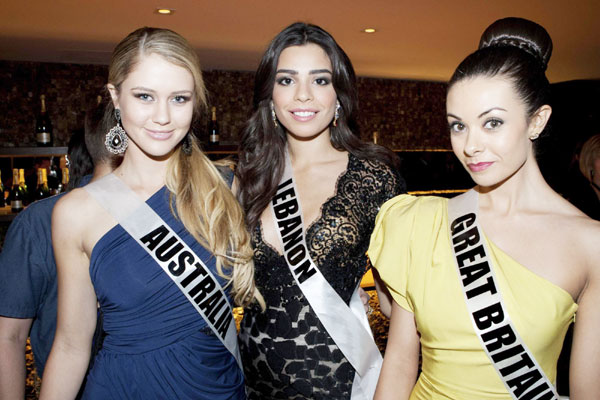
463;130;484;156
152;100;171;125
294;80;313;102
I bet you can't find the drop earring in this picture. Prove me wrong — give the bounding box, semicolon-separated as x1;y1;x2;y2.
105;108;128;154
271;101;278;128
333;101;341;127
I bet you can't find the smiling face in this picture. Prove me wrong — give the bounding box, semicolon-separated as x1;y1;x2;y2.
108;52;195;158
271;43;338;140
447;75;547;188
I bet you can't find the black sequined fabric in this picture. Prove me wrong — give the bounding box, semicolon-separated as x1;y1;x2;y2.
239;154;405;399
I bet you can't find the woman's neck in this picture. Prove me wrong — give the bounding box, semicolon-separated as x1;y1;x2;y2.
114;146;171;195
287;129;342;169
477;157;552;216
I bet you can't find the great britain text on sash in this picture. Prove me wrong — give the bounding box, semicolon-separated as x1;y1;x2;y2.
451;213;556;400
140;225;232;339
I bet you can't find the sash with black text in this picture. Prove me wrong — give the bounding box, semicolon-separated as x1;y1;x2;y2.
447;189;558;400
270;150;382;400
85;173;241;369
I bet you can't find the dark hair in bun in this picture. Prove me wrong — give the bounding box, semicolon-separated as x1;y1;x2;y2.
449;17;552;121
479;17;552;71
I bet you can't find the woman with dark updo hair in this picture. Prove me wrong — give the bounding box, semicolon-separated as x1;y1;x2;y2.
236;22;405;399
369;18;600;399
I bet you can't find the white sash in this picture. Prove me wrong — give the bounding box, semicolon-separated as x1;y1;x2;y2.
85;174;242;369
269;151;382;400
447;189;558;400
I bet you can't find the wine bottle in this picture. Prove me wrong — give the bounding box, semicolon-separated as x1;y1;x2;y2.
56;167;69;194
18;169;29;205
208;106;219;145
35;94;53;147
10;169;24;213
0;170;5;207
35;169;46;201
47;157;60;194
37;168;51;200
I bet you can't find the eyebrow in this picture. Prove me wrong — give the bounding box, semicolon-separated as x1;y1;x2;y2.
478;107;507;118
275;69;332;75
447;107;508;120
130;87;193;95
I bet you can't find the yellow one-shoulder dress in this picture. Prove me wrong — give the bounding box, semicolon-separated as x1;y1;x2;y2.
368;195;577;400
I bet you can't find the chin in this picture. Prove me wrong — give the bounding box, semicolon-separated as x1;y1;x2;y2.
139;144;178;159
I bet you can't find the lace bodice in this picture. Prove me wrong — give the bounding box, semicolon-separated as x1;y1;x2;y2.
239;153;405;399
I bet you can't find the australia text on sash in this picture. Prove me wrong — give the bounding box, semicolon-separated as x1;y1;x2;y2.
450;213;556;400
271;178;317;284
139;224;232;339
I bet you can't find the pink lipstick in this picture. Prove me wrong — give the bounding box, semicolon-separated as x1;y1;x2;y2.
467;162;494;172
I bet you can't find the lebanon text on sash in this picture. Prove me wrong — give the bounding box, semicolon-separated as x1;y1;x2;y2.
269;151;382;400
447;189;558;400
85;173;241;369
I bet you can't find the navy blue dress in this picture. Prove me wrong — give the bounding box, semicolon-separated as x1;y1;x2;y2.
82;187;244;399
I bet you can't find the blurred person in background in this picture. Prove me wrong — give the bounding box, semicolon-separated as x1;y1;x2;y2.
0;99;116;399
577;134;600;218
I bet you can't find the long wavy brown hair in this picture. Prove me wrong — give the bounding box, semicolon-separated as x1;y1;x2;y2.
236;22;399;230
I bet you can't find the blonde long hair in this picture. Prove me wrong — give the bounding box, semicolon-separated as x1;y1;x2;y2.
107;27;263;308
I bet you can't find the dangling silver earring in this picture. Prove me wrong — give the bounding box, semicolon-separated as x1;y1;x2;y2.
333;101;341;127
105;108;128;154
270;101;278;128
181;132;192;155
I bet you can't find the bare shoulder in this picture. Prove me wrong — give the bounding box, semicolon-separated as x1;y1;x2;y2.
53;188;97;228
573;216;600;269
52;187;117;256
554;208;600;272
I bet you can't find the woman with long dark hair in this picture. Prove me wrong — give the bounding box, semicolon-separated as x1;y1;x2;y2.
236;22;405;399
370;17;600;399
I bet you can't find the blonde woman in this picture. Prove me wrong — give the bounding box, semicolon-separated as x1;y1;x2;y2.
40;27;261;400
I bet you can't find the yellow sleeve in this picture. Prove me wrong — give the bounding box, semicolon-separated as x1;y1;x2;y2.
368;194;421;312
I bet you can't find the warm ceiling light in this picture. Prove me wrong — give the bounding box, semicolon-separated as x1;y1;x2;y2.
156;8;174;15
363;28;376;33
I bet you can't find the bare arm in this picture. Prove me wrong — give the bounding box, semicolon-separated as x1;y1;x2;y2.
373;268;393;318
0;316;32;399
39;197;98;400
569;241;600;400
374;301;420;400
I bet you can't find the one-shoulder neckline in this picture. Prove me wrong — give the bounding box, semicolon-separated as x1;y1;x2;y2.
90;185;168;264
484;235;577;306
441;193;578;306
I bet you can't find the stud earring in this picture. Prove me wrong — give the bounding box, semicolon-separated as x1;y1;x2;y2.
333;101;341;127
270;101;278;128
529;133;540;140
105;108;128;154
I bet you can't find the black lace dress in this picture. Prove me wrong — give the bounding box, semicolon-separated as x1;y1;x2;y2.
239;154;405;399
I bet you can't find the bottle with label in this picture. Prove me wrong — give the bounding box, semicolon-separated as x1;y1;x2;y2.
35;168;51;201
10;169;24;213
56;167;69;194
0;170;5;207
18;169;29;205
208;106;219;145
36;94;53;146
